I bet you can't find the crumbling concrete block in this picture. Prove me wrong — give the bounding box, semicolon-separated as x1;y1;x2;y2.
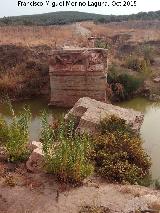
66;97;144;134
49;48;108;107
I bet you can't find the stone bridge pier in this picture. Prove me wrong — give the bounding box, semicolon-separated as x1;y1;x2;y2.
49;48;108;107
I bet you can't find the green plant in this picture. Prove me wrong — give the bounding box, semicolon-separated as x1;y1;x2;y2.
126;56;142;71
125;55;152;79
91;116;151;184
0;116;9;145
40;112;94;183
155;179;160;190
143;45;154;64
139;59;152;78
0;98;31;162
100;115;132;135
95;39;109;49
108;67;143;100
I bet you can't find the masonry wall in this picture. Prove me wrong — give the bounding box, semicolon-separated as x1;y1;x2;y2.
49;48;108;107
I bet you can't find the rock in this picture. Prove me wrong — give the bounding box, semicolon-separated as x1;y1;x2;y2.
153;77;160;83
0;147;8;162
28;141;43;151
26;141;44;173
124;194;159;212
149;94;160;101
66;97;144;134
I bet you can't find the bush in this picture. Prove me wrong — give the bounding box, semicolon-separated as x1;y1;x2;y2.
125;56;152;77
143;45;154;64
155;179;160;190
0;116;9;145
126;56;142;71
0;99;31;162
108;67;143;100
91;116;151;184
95;39;109;49
40;112;94;183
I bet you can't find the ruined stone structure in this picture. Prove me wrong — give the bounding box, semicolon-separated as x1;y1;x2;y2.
49;48;108;107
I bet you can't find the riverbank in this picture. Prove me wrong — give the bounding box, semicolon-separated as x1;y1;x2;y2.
1;163;160;213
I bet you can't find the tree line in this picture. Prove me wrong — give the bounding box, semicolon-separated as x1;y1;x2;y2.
0;10;160;26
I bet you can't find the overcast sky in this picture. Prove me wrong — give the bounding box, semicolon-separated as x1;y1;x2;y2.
0;0;160;18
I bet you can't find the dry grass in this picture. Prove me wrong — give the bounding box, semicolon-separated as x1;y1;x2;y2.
82;21;160;43
0;24;84;47
1;21;160;47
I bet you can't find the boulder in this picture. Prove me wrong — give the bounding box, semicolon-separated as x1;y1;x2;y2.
149;94;160;101
26;141;44;173
153;77;160;83
28;141;43;151
66;97;144;134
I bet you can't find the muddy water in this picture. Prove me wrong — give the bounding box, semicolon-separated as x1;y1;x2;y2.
0;98;67;141
118;97;160;179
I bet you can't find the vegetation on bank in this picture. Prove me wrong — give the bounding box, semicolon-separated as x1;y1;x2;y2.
107;65;144;101
40;112;151;184
0;10;160;26
0;99;31;162
40;112;94;183
107;44;154;102
0;101;151;185
91;116;151;184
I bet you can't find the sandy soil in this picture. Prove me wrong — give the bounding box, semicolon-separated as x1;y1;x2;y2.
1;161;160;213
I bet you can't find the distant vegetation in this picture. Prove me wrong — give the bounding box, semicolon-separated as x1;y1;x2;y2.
0;10;160;26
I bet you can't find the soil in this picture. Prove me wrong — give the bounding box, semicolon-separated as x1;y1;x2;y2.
1;161;160;213
0;44;51;101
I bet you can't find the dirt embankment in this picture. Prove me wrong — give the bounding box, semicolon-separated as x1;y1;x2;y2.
1;161;160;213
0;45;51;101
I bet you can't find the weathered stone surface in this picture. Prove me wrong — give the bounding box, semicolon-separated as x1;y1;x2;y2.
28;141;43;151
49;48;108;107
153;77;160;83
66;97;144;134
26;141;44;173
149;94;160;101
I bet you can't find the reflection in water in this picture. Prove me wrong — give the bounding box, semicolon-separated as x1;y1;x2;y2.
119;97;160;179
0;98;67;141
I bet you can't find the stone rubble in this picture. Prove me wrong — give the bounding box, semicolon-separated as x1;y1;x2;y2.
66;97;144;134
26;141;44;173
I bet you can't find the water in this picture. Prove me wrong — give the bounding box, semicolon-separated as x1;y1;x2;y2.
118;97;160;179
0;98;67;141
1;97;160;179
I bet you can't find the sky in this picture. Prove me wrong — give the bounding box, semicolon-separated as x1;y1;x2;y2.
0;0;160;18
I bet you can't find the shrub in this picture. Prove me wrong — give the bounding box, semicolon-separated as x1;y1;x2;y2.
40;112;94;183
125;56;152;77
0;99;31;162
91;116;151;184
108;67;143;100
139;59;152;78
95;39;109;49
118;74;143;97
0;116;9;145
143;45;154;64
155;179;160;190
126;56;142;71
